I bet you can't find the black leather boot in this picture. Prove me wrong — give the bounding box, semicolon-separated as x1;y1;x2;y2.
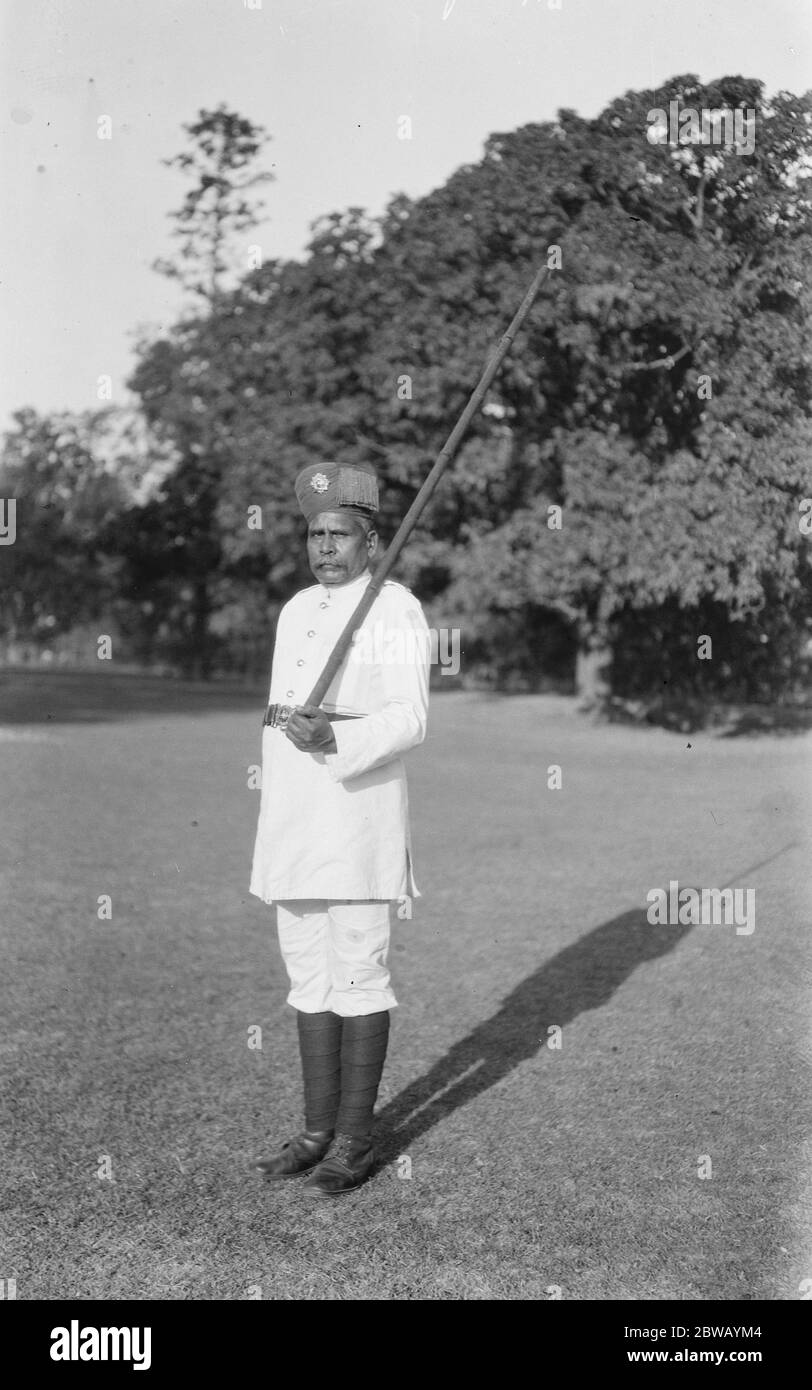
255;1130;333;1179
302;1133;375;1196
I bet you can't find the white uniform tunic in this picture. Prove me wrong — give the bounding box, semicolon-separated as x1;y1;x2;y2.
249;570;430;904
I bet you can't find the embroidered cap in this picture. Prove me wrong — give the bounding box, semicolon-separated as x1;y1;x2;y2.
294;462;379;523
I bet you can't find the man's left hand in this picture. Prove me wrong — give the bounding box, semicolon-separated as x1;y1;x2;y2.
284;704;338;754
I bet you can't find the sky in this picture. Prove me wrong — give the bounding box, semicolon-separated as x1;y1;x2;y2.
1;0;809;430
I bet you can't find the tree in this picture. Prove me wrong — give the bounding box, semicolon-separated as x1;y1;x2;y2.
154;103;274;301
130;106;274;676
361;76;812;705
0;409;129;652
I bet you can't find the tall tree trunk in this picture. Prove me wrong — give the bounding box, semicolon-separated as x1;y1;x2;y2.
575;623;612;707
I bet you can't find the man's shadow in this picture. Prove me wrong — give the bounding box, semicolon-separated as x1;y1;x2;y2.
376;846;795;1162
376;905;688;1162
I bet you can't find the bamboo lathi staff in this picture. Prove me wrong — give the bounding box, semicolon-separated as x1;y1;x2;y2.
303;264;549;712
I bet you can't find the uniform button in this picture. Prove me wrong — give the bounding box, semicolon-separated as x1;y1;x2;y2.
286;690;294;698
296;659;305;667
307;630;316;637
319;601;328;609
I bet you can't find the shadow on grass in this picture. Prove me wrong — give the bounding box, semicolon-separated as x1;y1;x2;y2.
378;842;798;1161
0;668;266;725
376;905;692;1162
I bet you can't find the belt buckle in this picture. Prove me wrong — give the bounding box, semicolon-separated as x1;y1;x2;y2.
263;703;294;730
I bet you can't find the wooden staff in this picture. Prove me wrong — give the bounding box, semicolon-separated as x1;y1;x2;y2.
306;264;549;708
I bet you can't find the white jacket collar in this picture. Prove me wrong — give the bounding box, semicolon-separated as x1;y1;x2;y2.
318;569;372;601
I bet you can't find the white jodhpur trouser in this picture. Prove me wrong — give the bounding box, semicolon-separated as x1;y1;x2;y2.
275;899;397;1017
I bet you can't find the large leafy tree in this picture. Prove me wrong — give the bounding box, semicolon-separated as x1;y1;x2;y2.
338;75;812;703
414;77;812;702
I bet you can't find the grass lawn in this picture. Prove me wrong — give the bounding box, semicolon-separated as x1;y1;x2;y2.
0;671;810;1300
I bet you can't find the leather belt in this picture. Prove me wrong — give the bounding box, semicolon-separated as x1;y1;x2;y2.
262;703;363;729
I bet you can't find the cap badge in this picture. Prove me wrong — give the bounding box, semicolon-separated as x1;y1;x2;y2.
310;472;330;493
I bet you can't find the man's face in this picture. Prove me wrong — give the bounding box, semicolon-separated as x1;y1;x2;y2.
307;510;377;586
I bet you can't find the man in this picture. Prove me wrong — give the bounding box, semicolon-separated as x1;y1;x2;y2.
250;460;430;1196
